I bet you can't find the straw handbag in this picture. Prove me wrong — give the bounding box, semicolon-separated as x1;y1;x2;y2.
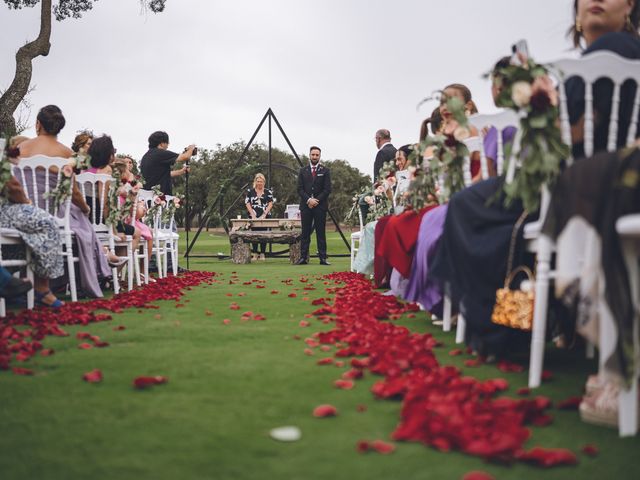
491;211;534;331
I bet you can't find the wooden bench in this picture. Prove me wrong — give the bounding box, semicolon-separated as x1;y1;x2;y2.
228;219;303;264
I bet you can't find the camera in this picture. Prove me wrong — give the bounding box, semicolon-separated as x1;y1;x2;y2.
183;146;198;157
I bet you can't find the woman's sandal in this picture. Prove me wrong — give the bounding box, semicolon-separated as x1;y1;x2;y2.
34;289;64;308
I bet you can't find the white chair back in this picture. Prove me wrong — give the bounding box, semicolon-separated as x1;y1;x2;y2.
462;135;482;186
75;172;112;233
13;155;73;230
468;110;522;181
549;50;640;163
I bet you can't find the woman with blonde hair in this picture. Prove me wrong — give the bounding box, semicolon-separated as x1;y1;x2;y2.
244;173;274;261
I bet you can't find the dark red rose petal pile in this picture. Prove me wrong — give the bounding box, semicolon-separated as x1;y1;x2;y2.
0;271;216;372
308;271;578;468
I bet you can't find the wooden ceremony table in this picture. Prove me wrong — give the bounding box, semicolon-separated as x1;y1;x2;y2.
228;219;302;264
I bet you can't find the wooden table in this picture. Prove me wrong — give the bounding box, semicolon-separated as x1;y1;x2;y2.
228;218;303;264
229;218;302;232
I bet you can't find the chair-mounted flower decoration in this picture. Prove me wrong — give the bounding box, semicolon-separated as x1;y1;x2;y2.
488;57;569;211
106;167;140;226
43;163;74;209
407;94;471;208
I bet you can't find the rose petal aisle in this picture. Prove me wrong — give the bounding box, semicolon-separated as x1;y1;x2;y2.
308;272;576;467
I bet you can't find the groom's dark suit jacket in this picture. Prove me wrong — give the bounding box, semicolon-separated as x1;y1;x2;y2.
373;143;397;181
297;163;331;210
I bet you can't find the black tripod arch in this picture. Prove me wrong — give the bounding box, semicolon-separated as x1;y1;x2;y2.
184;108;350;261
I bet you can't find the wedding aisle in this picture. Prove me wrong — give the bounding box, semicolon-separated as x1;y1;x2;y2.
1;253;639;480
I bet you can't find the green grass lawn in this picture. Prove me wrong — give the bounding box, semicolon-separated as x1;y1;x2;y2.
1;232;639;480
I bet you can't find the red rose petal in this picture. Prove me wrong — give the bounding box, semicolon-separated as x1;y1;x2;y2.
449;349;463;356
556;396;582;410
334;361;345;367
541;370;554;382
371;440;395;454
313;404;338;417
76;332;92;339
288;293;297;298
334;379;354;390
462;472;496;480
299;320;311;327
304;348;314;356
113;325;126;331
133;375;168;389
356;440;370;453
517;387;531;396
222;319;231;325
581;444;598;457
270;290;279;294
40;348;55;356
12;367;34;376
317;357;334;365
78;343;93;350
83;369;103;383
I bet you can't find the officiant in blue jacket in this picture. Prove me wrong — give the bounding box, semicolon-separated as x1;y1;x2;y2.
296;146;331;265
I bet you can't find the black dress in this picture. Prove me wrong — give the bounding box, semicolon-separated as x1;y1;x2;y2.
430;32;640;356
244;187;274;254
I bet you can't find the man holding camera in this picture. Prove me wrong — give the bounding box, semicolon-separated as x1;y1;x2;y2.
140;130;196;195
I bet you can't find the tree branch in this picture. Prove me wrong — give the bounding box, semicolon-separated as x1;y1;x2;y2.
0;0;52;135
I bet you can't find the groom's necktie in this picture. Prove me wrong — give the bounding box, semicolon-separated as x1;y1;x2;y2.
312;166;317;178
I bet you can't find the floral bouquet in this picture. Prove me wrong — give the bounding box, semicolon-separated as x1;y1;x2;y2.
71;152;90;174
43;163;74;209
488;57;569;211
0;140;13;195
106;168;141;226
406;95;472;208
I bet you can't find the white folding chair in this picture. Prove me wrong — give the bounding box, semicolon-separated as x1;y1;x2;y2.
350;205;364;272
138;189;168;279
1;139;33;316
75;172;139;292
159;195;180;276
15;155;79;301
441;111;523;338
522;51;640;436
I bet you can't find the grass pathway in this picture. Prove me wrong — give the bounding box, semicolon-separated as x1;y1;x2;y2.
1;254;639;479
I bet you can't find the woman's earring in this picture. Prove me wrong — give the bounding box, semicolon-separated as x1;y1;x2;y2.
576;20;582;33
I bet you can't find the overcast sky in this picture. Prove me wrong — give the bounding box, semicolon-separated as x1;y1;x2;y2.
1;0;575;178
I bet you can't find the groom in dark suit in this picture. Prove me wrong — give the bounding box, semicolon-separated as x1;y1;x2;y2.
296;146;332;265
373;129;396;181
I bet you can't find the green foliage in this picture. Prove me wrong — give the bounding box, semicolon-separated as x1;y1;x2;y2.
489;59;569;211
3;0;166;20
173;143;369;229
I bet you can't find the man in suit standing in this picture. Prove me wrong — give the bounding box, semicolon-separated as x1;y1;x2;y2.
373;129;396;181
296;146;331;265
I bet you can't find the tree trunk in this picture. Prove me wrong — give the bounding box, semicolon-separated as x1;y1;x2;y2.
0;0;52;137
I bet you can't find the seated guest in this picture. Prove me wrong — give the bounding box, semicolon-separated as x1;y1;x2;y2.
71;130;93;155
0;175;64;307
18;105;112;298
111;157;145;259
376;83;478;291
0;266;32;299
392;144;414;212
429;0;640;362
405;62;516;313
245;173;274;261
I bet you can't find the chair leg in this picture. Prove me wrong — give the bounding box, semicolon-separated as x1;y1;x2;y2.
172;241;178;275
529;235;553;388
66;239;78;302
112;265;120;294
618;238;639;437
442;291;452;332
0;298;5;318
455;313;466;344
25;253;34;310
127;242;134;291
